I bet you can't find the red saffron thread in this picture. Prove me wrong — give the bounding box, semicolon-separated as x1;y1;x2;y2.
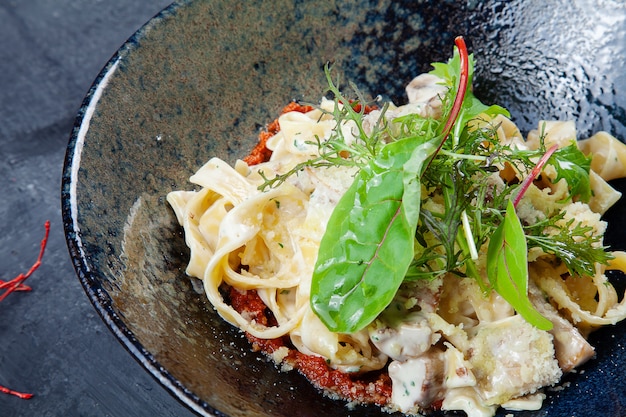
0;219;50;400
0;220;50;302
0;385;34;400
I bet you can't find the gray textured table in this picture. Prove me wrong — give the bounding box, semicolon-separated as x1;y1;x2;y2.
0;2;198;416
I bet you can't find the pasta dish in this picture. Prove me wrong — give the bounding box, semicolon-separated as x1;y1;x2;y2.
167;37;626;416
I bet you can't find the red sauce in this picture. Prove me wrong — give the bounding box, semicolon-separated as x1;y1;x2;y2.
227;287;392;406
242;102;313;166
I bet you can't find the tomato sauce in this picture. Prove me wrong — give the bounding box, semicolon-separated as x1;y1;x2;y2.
227;287;392;406
242;102;313;166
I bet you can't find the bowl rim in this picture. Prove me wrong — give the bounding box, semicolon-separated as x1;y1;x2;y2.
60;1;219;416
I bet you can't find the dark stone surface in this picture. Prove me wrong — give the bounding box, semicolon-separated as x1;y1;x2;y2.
0;1;197;416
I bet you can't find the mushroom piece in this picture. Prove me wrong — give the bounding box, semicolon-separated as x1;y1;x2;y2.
388;349;445;412
404;73;448;119
369;312;439;362
528;283;595;372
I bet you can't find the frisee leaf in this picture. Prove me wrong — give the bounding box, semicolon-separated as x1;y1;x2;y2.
257;64;387;192
525;213;614;277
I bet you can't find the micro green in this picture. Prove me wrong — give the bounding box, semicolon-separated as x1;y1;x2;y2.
259;37;603;333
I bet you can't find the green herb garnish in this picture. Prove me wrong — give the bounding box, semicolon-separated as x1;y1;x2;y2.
260;36;608;333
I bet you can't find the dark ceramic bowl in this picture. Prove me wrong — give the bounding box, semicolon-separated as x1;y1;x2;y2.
62;1;626;416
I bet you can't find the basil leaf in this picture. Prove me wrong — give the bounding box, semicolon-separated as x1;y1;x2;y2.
486;200;553;331
402;141;437;221
461;94;510;123
549;143;592;202
310;138;436;332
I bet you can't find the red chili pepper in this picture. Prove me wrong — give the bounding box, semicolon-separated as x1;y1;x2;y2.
0;220;50;399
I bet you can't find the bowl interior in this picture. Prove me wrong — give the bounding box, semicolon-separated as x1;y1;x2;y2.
62;1;626;416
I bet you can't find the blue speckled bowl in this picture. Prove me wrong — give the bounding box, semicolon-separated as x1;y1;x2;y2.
62;0;626;416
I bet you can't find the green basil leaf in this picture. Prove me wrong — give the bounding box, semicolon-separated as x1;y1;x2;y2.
310;138;436;332
461;94;510;122
549;142;592;202
402;141;437;221
486;200;553;331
